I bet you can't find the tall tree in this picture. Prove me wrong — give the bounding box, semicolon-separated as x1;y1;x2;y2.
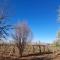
12;21;32;57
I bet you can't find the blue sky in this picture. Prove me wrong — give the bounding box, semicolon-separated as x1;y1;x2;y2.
0;0;60;43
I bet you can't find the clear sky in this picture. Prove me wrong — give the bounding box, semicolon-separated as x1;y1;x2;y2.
0;0;60;43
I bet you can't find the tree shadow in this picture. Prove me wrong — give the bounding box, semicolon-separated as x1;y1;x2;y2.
31;57;52;60
0;56;53;60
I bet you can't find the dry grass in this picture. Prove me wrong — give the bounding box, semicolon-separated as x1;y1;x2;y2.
0;43;59;60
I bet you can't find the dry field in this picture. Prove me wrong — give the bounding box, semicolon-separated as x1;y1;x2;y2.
0;44;60;60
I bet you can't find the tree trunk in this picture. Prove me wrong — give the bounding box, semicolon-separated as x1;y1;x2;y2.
33;46;35;53
43;46;45;53
39;45;41;54
16;43;22;57
17;45;23;57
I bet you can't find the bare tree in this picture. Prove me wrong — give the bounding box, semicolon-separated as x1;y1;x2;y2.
0;0;12;40
12;21;32;57
0;10;11;41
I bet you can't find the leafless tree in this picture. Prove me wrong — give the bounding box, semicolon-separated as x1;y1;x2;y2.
12;21;32;57
0;19;12;40
0;0;12;40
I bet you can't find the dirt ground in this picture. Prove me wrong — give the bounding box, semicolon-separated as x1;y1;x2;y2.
0;54;60;60
0;54;52;60
52;55;60;60
20;54;52;60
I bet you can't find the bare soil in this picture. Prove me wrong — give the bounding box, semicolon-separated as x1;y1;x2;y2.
0;54;53;60
52;54;60;60
0;53;60;60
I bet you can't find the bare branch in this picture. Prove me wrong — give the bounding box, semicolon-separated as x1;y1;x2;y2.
12;21;32;57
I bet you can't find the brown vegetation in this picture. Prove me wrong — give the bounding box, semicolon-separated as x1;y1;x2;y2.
0;43;53;60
